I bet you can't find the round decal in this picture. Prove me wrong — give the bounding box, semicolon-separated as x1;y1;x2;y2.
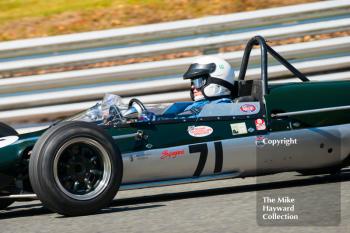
240;104;257;113
188;126;213;137
0;136;19;148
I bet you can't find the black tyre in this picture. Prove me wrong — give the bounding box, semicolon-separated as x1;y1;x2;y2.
29;121;123;216
0;122;18;210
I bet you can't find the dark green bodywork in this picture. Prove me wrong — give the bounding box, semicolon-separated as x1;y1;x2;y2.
266;81;350;128
1;80;350;182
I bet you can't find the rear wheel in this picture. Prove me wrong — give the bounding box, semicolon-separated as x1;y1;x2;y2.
0;122;18;210
29;121;123;216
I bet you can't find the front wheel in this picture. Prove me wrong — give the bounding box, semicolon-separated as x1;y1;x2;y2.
29;121;123;216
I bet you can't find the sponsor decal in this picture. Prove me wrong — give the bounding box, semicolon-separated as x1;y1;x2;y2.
135;153;149;160
255;118;266;130
129;152;150;162
240;104;257;113
255;136;298;147
188;126;213;137
0;136;19;148
161;149;185;159
248;127;255;133
230;123;248;135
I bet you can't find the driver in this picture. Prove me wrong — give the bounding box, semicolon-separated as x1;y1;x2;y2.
105;56;236;123
179;55;236;116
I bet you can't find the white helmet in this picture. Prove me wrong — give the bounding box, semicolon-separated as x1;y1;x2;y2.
183;56;235;101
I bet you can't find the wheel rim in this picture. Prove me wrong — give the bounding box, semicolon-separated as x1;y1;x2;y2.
53;137;112;201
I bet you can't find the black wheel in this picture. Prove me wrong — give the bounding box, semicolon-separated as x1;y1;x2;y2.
0;122;17;210
29;121;123;216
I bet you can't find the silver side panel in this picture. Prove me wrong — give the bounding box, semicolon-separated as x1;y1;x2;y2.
121;145;199;184
120;123;350;185
254;123;350;175
199;102;260;117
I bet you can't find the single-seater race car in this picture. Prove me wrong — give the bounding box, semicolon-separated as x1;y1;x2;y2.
0;36;349;216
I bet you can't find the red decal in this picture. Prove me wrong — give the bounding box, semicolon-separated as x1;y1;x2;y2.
255;118;266;130
240;104;257;113
161;149;185;159
188;126;213;137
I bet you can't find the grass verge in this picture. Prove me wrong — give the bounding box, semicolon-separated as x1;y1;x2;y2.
0;0;317;41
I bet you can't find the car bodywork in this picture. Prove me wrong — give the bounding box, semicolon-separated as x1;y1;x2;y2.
1;36;350;213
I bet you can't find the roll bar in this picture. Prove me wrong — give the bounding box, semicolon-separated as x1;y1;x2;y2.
237;36;309;96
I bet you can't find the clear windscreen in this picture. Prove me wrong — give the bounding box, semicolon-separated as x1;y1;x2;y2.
64;103;104;122
64;94;127;123
63;93;187;124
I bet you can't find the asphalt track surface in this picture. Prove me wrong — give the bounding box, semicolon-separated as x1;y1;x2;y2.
1;169;350;233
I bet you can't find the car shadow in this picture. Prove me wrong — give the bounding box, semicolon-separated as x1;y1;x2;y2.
0;205;51;220
55;204;166;219
0;203;165;220
1;169;350;219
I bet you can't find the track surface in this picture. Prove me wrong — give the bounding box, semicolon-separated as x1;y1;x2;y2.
1;170;350;233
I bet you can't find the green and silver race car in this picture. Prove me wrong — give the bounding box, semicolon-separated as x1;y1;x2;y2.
0;36;349;216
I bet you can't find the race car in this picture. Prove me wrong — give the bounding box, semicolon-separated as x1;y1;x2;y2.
0;36;349;216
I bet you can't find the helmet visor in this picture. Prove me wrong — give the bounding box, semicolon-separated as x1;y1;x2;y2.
192;77;207;89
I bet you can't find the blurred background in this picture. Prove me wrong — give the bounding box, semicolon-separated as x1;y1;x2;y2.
0;0;349;132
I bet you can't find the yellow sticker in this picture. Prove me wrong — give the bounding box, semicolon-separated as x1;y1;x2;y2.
230;123;248;135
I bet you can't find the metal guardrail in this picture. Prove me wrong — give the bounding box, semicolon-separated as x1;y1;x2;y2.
1;17;350;74
2;55;350;123
0;36;349;94
13;69;350;134
0;53;349;110
3;69;350;125
0;0;349;59
0;0;349;127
